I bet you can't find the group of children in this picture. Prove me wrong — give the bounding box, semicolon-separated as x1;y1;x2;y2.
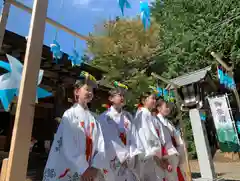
42;73;186;181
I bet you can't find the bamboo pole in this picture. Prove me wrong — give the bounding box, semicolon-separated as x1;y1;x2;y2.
10;0;88;41
0;0;11;51
5;1;48;181
151;72;193;181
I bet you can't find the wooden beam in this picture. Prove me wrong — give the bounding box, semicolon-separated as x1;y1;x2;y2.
43;70;59;79
11;0;89;41
151;72;180;88
5;1;48;181
0;0;11;51
36;102;54;108
211;52;233;71
39;85;55;92
211;52;240;112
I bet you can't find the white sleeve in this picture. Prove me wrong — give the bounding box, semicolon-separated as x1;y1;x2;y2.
128;120;145;158
91;121;107;169
172;126;186;164
134;112;162;159
62;113;89;175
99;113;129;164
153;117;166;145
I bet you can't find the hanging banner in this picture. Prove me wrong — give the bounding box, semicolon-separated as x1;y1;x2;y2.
208;95;240;152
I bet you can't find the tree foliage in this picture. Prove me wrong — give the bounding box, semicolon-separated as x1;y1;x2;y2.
87;18;163;107
150;0;240;158
151;0;240;79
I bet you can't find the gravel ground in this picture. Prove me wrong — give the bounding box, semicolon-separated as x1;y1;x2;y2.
190;160;240;180
190;151;240;180
1;151;240;181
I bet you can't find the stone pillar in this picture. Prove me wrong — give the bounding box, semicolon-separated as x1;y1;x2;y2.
189;108;216;180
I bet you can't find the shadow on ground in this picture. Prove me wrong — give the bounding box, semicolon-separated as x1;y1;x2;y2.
192;172;238;181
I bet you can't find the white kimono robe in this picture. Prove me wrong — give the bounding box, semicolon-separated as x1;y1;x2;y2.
98;106;142;181
155;114;186;181
43;104;106;181
132;107;163;181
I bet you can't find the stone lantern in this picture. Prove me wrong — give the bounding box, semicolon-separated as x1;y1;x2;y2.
166;66;223;181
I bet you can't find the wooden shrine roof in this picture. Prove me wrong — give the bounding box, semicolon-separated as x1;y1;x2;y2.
0;30;109;93
166;66;212;89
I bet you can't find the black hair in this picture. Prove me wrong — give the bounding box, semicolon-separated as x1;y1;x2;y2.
108;88;124;97
73;78;86;102
73;78;86;90
156;97;167;108
139;91;156;105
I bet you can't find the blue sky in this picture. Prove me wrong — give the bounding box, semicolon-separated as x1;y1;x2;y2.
0;0;146;56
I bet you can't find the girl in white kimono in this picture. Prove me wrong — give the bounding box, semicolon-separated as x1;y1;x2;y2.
98;84;142;181
155;98;186;181
133;91;166;181
43;72;106;181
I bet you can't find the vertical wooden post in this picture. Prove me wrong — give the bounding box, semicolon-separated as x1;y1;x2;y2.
5;1;48;181
211;52;240;112
0;0;11;51
0;158;8;181
151;73;192;181
0;1;12;179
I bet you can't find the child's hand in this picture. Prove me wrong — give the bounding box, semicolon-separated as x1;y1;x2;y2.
158;158;173;172
160;159;168;169
82;167;99;181
167;164;173;172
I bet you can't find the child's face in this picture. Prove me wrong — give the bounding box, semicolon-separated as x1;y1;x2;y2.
75;84;93;104
109;93;125;107
157;102;170;117
144;94;156;110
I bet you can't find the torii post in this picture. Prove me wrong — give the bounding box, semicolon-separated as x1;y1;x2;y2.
151;72;192;181
3;1;49;181
0;0;11;51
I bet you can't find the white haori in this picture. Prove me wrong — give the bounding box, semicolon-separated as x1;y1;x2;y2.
43;104;107;181
98;106;142;181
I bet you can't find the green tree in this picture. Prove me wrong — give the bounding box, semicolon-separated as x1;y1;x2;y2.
150;0;240;158
151;0;240;79
87;18;163;108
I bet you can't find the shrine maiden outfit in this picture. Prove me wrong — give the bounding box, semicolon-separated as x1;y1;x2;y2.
98;106;142;181
156;113;186;181
43;103;106;181
133;107;163;181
